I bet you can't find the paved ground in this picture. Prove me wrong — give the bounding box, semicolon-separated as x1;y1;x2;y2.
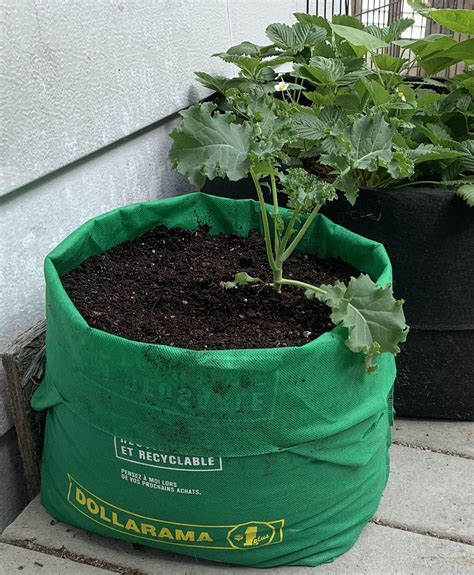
1;418;473;574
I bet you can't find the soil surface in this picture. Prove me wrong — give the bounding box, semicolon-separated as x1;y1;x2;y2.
62;226;357;350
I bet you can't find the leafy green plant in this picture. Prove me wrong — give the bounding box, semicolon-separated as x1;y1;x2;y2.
196;11;473;205
169;91;408;370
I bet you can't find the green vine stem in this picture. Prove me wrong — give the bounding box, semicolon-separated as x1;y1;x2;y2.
250;169;281;291
274;277;326;296
281;203;322;262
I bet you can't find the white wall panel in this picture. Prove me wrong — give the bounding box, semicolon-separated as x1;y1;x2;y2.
0;0;229;195
228;0;306;46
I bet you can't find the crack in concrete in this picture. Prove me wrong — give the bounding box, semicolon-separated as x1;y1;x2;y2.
370;518;474;547
1;539;147;574
392;440;474;460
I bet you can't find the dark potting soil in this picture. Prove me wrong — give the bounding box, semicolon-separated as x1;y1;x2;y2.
62;226;357;350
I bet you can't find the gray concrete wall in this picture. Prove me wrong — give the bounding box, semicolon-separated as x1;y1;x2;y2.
0;0;304;531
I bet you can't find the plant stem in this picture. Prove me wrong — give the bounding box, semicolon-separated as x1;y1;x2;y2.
273;266;283;293
275;277;326;296
279;205;302;255
270;173;284;293
395;180;443;189
250;168;279;288
371;52;386;89
270;173;280;254
281;202;322;262
295;76;304;104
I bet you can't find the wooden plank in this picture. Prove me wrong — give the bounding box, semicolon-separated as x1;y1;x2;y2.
1;321;46;500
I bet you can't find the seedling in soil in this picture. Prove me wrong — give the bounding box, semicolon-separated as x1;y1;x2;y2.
170;90;408;370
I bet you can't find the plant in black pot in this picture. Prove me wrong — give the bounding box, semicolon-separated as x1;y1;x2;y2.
201;4;474;419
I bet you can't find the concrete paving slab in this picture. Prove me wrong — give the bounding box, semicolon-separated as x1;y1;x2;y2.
317;524;474;575
0;541;109;574
376;445;473;543
3;496;474;574
393;418;474;458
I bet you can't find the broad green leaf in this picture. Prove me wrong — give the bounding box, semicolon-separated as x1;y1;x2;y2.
408;2;474;35
365;20;415;43
292;63;329;86
442;38;474;61
212;54;277;81
214;53;260;69
225;42;281;58
223;272;263;289
385;18;415;41
330;23;389;54
226;41;262;56
264;55;294;69
336;68;372;85
393;130;409;148
461;76;474;95
459;141;474;172
336;172;359;205
293;112;326;140
320;105;348;126
307;56;346;83
372;53;406;73
347;112;394;171
392;38;420;49
332;14;365;30
397;83;416;102
294;106;347;141
266;22;326;51
194;72;251;95
309;274;409;366
392;34;446;53
294;12;332;34
362;78;391;105
170;102;253;188
311;40;338;58
428;9;474;34
456;184;474;207
415;89;445;112
419;38;474;75
421;38;474;62
342;55;366;72
226;89;293;158
418;77;447;89
419;57;454;76
266;22;294;49
420;123;459;148
364;25;387;41
333;93;362;113
303;90;333;107
407;143;463;163
418;36;457;58
439;89;472;114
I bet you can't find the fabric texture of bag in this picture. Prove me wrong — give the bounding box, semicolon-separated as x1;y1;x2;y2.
33;192;396;568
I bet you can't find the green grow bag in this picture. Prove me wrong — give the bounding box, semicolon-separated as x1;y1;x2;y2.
33;192;395;568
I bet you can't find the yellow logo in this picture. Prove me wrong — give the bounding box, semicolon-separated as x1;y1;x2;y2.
227;520;283;549
66;475;284;550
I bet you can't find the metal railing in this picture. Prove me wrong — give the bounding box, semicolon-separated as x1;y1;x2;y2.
307;0;472;76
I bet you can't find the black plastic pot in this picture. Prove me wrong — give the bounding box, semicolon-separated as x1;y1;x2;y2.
204;180;474;421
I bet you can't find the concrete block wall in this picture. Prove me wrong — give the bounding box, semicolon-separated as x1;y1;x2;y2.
0;0;305;530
